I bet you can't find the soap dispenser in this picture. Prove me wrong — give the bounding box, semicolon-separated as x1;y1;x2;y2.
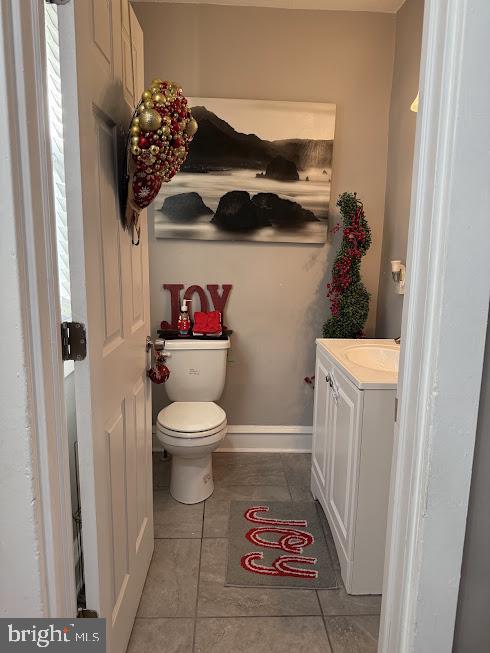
177;299;191;336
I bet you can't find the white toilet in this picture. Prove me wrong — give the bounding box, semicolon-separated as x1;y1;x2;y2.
156;338;230;504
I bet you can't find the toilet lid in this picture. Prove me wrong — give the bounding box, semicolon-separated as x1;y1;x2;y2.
157;402;226;435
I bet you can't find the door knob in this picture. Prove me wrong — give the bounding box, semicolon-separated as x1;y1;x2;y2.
146;337;165;352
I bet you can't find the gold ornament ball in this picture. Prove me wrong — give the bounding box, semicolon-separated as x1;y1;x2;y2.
133;116;140;126
162;125;171;137
137;104;146;114
131;145;141;156
150;144;159;155
130;125;140;136
142;90;152;101
144;100;154;109
185;117;198;138
138;108;162;131
153;93;163;104
131;136;139;145
151;78;162;86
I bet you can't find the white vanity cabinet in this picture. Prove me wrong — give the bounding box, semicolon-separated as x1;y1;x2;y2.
311;339;398;595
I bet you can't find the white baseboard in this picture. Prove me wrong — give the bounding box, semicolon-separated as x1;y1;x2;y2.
153;425;312;453
218;425;312;453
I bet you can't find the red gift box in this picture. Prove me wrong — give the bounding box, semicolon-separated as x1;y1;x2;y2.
193;311;222;336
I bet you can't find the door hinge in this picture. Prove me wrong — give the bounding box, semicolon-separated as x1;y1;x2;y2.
77;608;98;618
394;396;399;422
46;0;71;5
61;322;87;361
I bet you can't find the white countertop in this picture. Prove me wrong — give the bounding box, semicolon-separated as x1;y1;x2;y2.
316;338;399;389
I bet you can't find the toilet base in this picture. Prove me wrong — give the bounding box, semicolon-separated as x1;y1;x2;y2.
170;452;215;504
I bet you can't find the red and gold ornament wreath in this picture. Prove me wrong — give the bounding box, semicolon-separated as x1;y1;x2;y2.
125;79;198;229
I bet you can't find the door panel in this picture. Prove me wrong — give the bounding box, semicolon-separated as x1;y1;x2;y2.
107;406;129;607
94;114;124;348
130;235;145;331
120;0;135;107
58;3;152;652
133;378;148;545
92;0;113;68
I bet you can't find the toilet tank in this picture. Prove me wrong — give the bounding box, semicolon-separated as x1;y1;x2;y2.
163;338;230;402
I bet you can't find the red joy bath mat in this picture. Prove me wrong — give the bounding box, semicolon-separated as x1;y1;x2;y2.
226;501;338;589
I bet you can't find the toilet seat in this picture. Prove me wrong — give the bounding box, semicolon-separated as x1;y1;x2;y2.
157;401;226;440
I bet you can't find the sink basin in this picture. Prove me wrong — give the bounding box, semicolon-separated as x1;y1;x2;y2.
316;338;399;389
344;345;399;373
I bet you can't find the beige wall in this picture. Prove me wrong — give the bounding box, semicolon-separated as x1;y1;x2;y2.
376;0;424;337
134;2;395;425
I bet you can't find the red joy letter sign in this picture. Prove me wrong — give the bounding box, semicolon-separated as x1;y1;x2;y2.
207;284;232;315
161;284;232;329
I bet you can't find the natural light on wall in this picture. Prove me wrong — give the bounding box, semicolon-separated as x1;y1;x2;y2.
45;4;71;325
45;4;74;377
410;92;419;113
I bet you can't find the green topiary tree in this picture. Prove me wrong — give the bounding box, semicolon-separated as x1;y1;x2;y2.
323;192;371;338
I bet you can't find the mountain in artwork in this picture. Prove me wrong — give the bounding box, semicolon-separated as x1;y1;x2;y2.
182;106;334;173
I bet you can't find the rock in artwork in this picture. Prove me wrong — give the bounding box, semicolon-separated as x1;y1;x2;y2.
153;98;336;244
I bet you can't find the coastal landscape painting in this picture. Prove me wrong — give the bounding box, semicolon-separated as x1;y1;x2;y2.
153;98;336;243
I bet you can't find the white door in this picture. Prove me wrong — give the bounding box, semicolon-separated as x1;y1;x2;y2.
326;368;361;562
57;3;153;652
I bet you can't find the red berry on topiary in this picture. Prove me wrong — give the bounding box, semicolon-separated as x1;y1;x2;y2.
324;193;371;339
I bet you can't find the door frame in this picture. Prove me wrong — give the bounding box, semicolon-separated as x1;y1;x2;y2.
3;0;490;647
0;0;76;616
379;0;490;650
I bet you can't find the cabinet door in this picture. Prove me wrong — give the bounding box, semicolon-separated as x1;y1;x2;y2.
326;367;362;561
311;355;332;496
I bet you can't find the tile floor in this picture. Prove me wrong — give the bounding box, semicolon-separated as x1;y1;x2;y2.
128;452;381;653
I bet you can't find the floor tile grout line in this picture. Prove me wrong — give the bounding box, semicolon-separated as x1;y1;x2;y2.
279;453;294;501
321;613;336;653
322;612;382;618
314;589;324;620
314;501;343;580
196;614;328;620
313;588;334;650
133;610;381;621
191;504;206;653
154;536;203;540
213;483;291;486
